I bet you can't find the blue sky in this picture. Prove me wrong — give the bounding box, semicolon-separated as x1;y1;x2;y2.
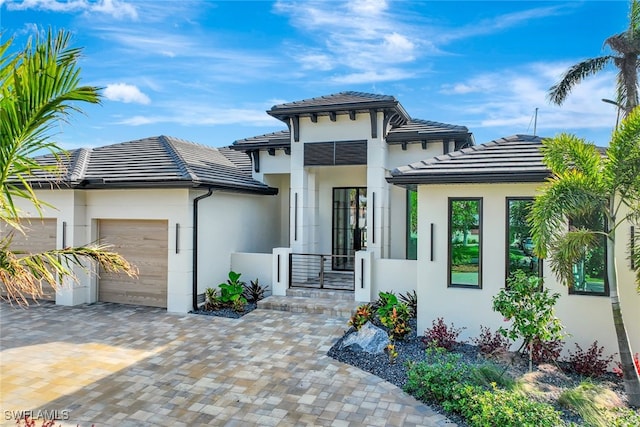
1;0;629;150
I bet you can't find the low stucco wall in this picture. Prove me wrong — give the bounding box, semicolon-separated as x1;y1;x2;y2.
372;258;417;297
230;252;273;292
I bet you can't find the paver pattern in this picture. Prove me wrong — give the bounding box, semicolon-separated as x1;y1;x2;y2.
0;302;455;427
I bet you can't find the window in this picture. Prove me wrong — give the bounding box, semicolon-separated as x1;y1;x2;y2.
406;189;417;260
448;198;482;288
569;212;608;296
506;198;542;283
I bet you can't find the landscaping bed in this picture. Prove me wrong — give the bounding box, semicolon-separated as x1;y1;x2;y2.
191;301;257;318
327;289;639;427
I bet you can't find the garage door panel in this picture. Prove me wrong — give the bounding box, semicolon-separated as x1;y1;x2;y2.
98;219;168;308
0;218;57;300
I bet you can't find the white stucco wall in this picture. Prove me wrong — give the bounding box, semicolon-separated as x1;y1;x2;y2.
373;258;417;296
230;252;273;292
387;143;443;170
416;182;640;359
196;190;281;300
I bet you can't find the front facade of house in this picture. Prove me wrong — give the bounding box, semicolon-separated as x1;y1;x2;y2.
388;135;640;358
5;92;638;358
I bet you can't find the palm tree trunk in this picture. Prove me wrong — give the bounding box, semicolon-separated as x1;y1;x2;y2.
608;212;640;406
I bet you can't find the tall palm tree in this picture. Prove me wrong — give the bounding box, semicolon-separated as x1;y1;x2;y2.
549;0;640;116
529;108;640;406
0;29;136;305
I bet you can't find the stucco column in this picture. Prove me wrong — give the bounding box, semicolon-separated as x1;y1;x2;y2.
354;250;373;302
290;147;317;255
366;111;390;258
272;247;291;296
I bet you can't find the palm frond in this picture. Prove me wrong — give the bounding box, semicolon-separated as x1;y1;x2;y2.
547;229;601;287
607;107;640;199
548;56;613;106
0;241;138;306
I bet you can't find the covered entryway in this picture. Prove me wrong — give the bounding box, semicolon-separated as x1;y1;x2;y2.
332;187;367;271
0;218;57;300
98;219;168;308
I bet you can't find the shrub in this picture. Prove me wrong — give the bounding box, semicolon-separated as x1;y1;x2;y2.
349;304;373;331
398;290;417;318
568;341;616;378
493;270;564;371
203;287;220;311
375;291;399;319
468;387;564;427
242;278;269;302
218;271;247;305
529;336;564;364
404;348;474;405
472;325;511;356
422;317;465;350
606;407;640;427
379;304;411;340
613;353;640;378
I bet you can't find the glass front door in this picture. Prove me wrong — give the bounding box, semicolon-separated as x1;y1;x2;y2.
332;187;367;270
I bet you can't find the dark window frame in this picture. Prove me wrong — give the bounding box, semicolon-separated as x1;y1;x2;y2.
447;197;483;289
568;214;609;297
505;197;543;286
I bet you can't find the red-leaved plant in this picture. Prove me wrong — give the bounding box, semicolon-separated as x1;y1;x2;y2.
567;341;616;378
613;353;640;378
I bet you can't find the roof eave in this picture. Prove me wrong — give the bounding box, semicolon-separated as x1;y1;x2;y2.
387;171;551;185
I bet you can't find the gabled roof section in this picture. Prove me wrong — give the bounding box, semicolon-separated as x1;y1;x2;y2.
232;130;291;151
25;136;277;195
388;135;548;185
386;119;473;145
267;91;410;126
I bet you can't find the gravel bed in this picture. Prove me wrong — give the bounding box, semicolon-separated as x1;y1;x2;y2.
191;301;257;319
327;319;635;427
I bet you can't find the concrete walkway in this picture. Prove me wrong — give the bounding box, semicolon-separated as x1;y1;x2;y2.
0;302;455;427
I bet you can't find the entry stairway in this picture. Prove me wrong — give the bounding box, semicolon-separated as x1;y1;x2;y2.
257;288;363;320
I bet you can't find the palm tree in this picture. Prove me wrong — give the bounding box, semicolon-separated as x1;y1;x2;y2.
549;0;640;116
0;29;136;305
529;108;640;406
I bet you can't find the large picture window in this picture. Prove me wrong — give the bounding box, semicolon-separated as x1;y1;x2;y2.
448;198;482;288
569;212;608;296
506;198;541;282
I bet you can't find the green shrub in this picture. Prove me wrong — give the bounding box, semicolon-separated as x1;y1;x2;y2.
468;387;564;427
375;291;399;319
606;407;640;427
218;271;247;305
379;303;411;340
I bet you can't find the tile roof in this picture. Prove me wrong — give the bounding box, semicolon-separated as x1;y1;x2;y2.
267;91;410;124
386;119;472;144
24;136;277;195
232;130;291;150
388;134;549;185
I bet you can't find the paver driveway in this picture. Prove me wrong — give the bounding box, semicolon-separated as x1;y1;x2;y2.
0;302;455;427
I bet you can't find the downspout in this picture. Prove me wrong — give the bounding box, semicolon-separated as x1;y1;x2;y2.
192;187;214;311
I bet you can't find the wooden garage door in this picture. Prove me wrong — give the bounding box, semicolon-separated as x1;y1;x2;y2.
0;218;57;300
98;219;168;308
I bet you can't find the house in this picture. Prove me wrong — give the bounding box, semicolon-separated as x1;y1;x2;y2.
387;135;640;357
5;92;638;358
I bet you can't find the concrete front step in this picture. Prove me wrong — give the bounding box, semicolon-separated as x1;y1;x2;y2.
286;288;356;301
257;295;362;320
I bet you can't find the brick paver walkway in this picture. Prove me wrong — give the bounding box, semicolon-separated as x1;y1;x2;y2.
0;302;455;427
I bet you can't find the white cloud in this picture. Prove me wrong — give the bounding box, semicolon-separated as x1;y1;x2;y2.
436;62;618;143
331;69;415;84
6;0;138;20
103;83;150;104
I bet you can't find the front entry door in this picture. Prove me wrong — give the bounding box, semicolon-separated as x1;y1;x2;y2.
332;187;367;270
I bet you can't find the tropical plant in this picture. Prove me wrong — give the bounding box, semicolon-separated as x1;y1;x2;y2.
0;29;136;305
568;341;616;378
398;289;417;318
493;270;565;372
528;110;640;405
242;278;269;302
548;0;640;117
203;287;220;311
348;303;373;331
379;304;411;340
218;271;247;305
374;291;398;319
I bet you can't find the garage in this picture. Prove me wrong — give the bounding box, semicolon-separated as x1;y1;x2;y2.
98;219;168;308
0;218;57;300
